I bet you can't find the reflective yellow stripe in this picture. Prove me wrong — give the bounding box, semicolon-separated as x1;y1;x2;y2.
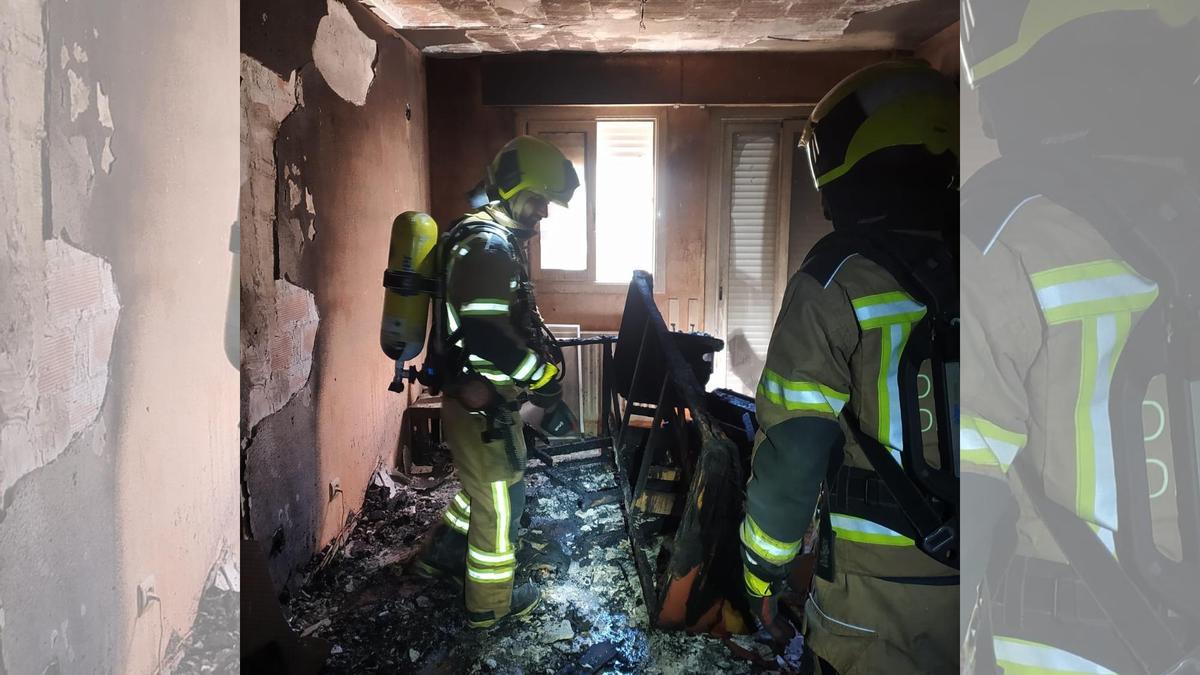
739;515;801;565
443;509;469;534
492;481;509;554
1032;259;1159;325
460;299;510;316
851;291;925;465
1031;260;1158;533
851;291;926;330
757;369;849;416
960;414;1025;472
511;351;540;382
453;492;472;515
830;514;914;547
468;546;516;566
743;564;771;598
993;636;1117;675
466;567;514;583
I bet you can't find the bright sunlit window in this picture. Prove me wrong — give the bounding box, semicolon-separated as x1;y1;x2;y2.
533;118;657;286
595;121;655;283
537;131;588;271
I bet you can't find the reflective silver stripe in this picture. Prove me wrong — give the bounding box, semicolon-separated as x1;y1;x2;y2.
460;301;509;315
809;593;876;634
492;481;509;553
446;303;460;333
1095;524;1117;557
830;514;914;546
1088;314;1120;531
528;364;546;383
993;637;1116;674
443;510;469;533
983;194;1042;256
454;493;471;515
511;351;539;381
1036;274;1158;313
881;322;905;464
960;428;1019;468
758;372;849;415
853;298;925;323
466;567;514;582
468;546;515;565
823;253;858;289
739;518;800;564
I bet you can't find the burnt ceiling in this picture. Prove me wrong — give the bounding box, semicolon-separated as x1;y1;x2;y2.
359;0;957;55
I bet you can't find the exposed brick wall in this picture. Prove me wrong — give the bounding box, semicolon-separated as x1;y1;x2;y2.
3;239;119;502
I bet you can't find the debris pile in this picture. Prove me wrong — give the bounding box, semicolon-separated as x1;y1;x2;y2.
285;445;761;673
164;558;240;673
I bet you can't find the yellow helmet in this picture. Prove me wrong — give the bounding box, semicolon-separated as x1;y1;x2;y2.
960;0;1200;86
801;60;957;190
486;136;581;207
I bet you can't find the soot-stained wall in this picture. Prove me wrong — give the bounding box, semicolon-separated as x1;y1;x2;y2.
1;0;240;672
241;0;430;594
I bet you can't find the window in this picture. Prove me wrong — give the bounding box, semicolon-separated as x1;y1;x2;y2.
595;121;655;283
523;114;661;289
537;132;588;272
705;114;810;395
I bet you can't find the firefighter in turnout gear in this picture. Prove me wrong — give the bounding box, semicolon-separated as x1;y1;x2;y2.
738;61;959;674
960;3;1200;674
410;136;581;629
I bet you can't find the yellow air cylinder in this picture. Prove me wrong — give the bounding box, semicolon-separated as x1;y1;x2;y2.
380;211;439;362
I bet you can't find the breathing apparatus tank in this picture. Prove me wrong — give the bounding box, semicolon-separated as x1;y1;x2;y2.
380;211;440;372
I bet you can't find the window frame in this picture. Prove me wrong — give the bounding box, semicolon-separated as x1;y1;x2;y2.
516;107;668;294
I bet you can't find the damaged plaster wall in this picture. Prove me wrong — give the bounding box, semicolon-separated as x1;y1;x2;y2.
242;0;430;594
2;0;240;673
367;0;949;54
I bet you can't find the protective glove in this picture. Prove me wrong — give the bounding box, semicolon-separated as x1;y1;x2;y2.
528;376;562;408
539;398;578;437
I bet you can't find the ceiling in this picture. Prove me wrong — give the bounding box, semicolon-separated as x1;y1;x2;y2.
360;0;958;55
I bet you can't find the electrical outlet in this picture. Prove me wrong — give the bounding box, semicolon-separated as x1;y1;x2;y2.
136;576;156;617
328;478;341;501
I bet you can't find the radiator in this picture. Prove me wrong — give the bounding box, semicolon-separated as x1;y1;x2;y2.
545;324;583;437
578;330;610;436
547;324;616;436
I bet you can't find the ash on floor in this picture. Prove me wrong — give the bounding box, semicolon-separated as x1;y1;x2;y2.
285;451;763;674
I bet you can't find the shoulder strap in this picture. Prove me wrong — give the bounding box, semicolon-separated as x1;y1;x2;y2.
1012;457;1185;675
843;408;959;568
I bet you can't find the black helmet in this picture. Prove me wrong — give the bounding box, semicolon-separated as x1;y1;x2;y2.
961;1;1200;162
801;60;958;228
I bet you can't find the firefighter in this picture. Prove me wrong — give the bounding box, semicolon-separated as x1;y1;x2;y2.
410;135;580;629
737;61;959;674
960;3;1200;673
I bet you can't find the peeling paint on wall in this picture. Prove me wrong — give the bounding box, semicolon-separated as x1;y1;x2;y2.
244;279;320;429
0;239;119;504
313;0;377;106
276;158;319;284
